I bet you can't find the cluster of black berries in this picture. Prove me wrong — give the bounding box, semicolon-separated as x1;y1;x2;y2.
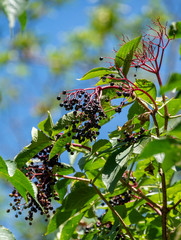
7;145;62;224
108;190;132;207
84;216;126;239
117;127;145;145
57;90;107;143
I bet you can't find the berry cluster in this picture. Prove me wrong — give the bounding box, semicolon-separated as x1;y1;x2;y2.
84;215;126;239
7;145;62;224
57;89;107;143
117;127;146;145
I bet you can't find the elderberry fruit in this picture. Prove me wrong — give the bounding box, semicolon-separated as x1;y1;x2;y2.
7;144;64;225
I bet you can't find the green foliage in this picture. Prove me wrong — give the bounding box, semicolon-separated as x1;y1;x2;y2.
115;35;142;69
168;21;181;39
80;67;117;81
1;18;181;240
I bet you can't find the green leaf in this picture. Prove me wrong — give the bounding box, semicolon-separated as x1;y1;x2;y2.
160;73;181;94
38;111;54;138
1;0;28;30
18;10;27;31
92;139;112;153
122;47;134;77
0;156;37;203
14;127;52;168
46;208;76;234
115;35;142;69
169;121;181;139
102;146;132;193
79;67;117;81
5;160;17;177
54;179;71;204
62;182;97;211
52;111;81;136
134;79;157;104
59;213;84;240
138;138;181;171
101;209;114;224
49;133;72;160
54;163;75;175
129;209;144;224
128;101;145;120
168;21;181;39
0;225;16;240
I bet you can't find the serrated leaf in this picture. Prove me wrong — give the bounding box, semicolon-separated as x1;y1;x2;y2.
2;0;28;30
52;111;81;136
38;111;54;137
59;213;84;240
0;225;16;240
115;35;142;69
0;156;37;203
138;138;181;171
54;179;71;204
14;127;52;168
134;79;157;104
102;146;132;193
160;73;181;94
168;21;181;39
92;139;112;153
46;208;76;234
79;67;117;81
62;181;97;211
54;163;75;176
122;47;134;77
49;133;72;160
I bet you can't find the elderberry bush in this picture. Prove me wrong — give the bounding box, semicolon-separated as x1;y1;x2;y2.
2;20;181;240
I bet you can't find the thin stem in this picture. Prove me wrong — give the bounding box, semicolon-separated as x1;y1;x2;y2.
55;174;134;239
120;179;162;210
159;168;168;240
156;71;169;131
168;199;181;211
55;174;90;182
91;181;134;240
72;143;91;152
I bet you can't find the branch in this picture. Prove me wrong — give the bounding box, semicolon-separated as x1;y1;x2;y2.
120;179;162;210
168;199;181;211
91;181;134;240
159;168;168;240
55;174;134;240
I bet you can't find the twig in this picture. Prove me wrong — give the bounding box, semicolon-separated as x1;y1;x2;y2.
168;199;181;211
91;181;134;240
55;174;134;240
120;179;162;210
159;168;168;240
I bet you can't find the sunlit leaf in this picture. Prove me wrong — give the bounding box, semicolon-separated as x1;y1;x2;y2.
134;79;157;104
168;21;181;39
115;35;142;69
79;67;117;80
14;127;52;168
